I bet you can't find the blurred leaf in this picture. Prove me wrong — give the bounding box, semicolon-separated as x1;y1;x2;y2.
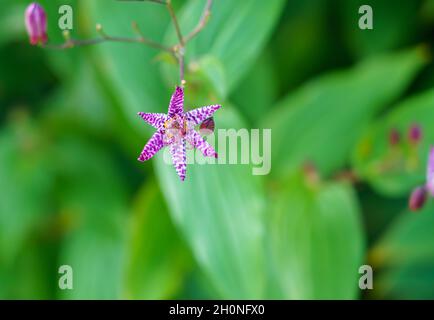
162;0;285;93
0;115;54;264
268;172;364;299
230;50;278;125
352;89;434;197
36;0;81;78
370;201;434;299
124;181;191;299
0;1;27;46
339;0;423;59
154;107;267;299
270;0;342;91
54;138;128;299
264;48;427;178
193;55;227;100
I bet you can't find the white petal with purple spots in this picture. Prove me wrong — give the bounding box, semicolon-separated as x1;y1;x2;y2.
138;112;168;129
168;86;184;117
185;105;221;126
187;130;217;158
138;131;164;162
170;139;187;181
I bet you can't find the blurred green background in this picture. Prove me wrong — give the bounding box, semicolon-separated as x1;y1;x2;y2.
2;0;434;299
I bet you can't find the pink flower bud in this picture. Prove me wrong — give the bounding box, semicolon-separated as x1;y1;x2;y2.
388;128;401;146
408;186;427;212
25;3;48;46
408;123;422;144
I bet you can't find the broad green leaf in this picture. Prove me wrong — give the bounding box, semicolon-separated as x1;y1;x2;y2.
230;51;278;125
54;138;128;299
268;172;364;299
162;0;286;93
269;0;337;90
264;48;427;178
124;182;191;299
0;116;54;265
0;1;27;46
154;107;267;299
352;89;434;197
370;202;434;299
339;0;423;59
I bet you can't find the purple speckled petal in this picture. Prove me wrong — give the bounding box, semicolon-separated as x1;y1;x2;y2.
185;105;221;126
168;86;184;117
137;112;168;129
170;138;187;181
138;131;164;162
187;130;217;158
426;146;434;196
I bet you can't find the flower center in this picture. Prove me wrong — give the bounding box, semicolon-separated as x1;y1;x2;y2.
163;115;190;144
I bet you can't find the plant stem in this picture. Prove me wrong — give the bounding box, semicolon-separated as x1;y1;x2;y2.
184;0;213;43
43;26;173;53
166;0;185;47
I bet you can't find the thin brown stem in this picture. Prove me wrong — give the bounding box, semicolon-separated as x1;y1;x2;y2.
166;0;185;47
43;25;173;53
184;0;212;43
178;50;185;86
131;22;174;52
117;0;167;4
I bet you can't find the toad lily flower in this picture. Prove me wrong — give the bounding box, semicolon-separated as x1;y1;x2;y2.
137;86;221;181
409;146;434;211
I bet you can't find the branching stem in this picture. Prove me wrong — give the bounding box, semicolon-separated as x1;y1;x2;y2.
42;0;213;87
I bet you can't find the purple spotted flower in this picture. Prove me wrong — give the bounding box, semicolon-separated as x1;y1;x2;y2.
408;123;422;144
25;3;48;46
137;86;221;181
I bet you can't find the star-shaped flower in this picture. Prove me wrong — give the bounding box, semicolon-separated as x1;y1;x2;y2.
137;86;221;181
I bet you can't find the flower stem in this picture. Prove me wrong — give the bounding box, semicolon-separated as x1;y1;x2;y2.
184;0;213;44
43;25;173;53
166;0;185;47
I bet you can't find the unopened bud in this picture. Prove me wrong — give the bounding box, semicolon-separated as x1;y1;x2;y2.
408;186;427;212
25;2;48;46
389;128;400;146
408;123;422;145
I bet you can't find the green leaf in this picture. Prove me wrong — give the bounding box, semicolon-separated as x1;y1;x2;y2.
54;138;128;299
370;202;434;299
230;51;278;125
264;48;427;178
269;0;337;90
124;181;191;299
268;172;365;299
339;0;422;59
154;107;267;299
352;89;434;197
0;116;54;264
162;0;286;93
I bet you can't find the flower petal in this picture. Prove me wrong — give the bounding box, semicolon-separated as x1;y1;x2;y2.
168;86;184;117
187;130;217;158
427;146;434;196
170;139;187;181
185;105;221;125
138;131;164;162
137;112;168;129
